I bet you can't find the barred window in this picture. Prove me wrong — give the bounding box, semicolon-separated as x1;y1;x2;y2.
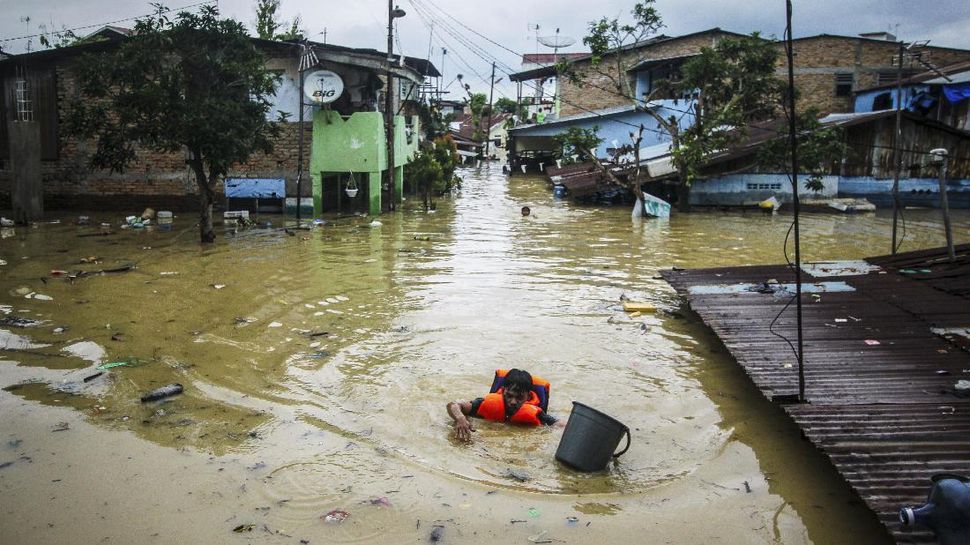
876;72;899;86
15;78;33;122
834;73;853;97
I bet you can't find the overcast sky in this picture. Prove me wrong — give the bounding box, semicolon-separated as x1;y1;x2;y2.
3;0;970;97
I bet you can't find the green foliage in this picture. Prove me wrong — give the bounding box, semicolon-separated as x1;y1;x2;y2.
584;0;663;63
254;0;304;40
579;1;663;96
254;0;282;39
467;93;487;118
659;33;783;192
465;92;489;145
38;26;80;49
553;126;603;165
405;135;461;209
66;4;282;242
494;97;518;114
676;33;781;127
757;109;848;192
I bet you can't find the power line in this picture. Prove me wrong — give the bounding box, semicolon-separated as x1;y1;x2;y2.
0;1;217;43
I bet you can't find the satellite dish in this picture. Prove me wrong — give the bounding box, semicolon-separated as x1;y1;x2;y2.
537;35;576;49
304;70;344;105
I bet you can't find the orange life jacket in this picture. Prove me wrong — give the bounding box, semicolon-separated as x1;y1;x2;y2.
489;369;551;412
475;391;543;426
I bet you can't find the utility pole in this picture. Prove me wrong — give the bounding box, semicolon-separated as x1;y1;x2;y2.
296;40;315;226
484;61;496;160
386;1;396;212
890;40;904;255
296;56;305;226
438;48;447;103
785;0;806;403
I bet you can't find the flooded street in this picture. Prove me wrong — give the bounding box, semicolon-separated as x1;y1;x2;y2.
2;166;967;544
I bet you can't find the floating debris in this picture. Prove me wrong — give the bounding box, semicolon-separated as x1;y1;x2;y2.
140;383;183;403
322;509;350;524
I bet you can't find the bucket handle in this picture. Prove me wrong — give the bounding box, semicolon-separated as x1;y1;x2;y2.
613;428;631;458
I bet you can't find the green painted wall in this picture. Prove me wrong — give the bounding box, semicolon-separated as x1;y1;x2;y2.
310;110;419;217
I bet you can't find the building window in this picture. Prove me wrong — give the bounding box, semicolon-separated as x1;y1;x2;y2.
877;72;899;86
834;73;853;97
747;182;783;191
15;78;33;122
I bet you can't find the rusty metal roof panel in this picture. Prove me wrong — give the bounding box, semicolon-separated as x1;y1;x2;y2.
661;244;970;544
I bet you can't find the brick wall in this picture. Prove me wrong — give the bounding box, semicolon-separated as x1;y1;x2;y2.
0;59;312;212
559;32;733;116
777;36;970;114
556;32;970;118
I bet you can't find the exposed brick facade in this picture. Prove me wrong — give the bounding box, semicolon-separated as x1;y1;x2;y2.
778;36;970;114
0;56;314;211
556;32;970;118
559;31;739;116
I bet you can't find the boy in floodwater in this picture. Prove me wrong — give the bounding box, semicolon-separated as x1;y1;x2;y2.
447;368;563;442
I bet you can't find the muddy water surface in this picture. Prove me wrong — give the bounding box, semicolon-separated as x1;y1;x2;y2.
2;167;967;544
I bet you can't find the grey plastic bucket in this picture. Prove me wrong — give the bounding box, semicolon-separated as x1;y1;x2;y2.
555;402;631;472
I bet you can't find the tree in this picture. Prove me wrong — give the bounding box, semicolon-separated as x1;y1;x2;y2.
577;0;663;100
66;5;282;243
555;1;664;213
494;97;518;114
38;25;80;49
563;3;844;214
404;136;460;210
466;92;488;142
254;0;304;41
554;127;602;166
657;33;784;211
757;108;847;193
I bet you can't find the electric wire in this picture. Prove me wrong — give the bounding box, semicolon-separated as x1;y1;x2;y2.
0;1;217;44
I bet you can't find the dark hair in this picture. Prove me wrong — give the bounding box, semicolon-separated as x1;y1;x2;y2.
504;369;533;394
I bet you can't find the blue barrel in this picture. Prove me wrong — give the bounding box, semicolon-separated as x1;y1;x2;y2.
553;185;567;199
555;402;631;472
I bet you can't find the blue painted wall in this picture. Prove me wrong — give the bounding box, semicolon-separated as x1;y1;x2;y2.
510;99;695;159
690;173;838;206
689;173;970;208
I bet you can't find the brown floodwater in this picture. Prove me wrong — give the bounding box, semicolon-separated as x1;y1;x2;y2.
1;167;967;544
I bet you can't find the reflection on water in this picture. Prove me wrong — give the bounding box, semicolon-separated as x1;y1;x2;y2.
3;165;960;543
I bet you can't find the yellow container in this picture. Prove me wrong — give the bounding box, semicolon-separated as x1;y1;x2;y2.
623;301;655;313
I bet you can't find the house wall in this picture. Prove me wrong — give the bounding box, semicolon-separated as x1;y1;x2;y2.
558;32;732;116
510;100;694;160
690;173;839;206
839;176;970;208
0;56;396;211
778;37;970;114
841;116;970;179
557;33;970;120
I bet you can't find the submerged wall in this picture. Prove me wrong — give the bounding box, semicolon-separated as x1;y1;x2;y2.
689;172;970;208
690;173;839;206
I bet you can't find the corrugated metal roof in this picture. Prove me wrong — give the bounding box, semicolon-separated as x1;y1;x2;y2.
508;104;638;135
662;243;970;544
547;162;609;196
